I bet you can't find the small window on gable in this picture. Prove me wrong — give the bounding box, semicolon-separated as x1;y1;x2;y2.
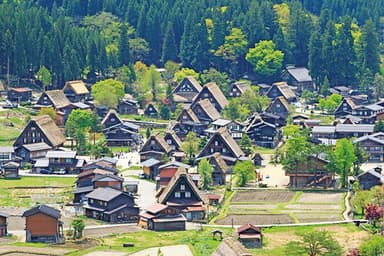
180;184;185;191
185;191;191;198
151;140;155;145
222;148;226;153
175;192;181;198
111;118;115;122
215;141;219;146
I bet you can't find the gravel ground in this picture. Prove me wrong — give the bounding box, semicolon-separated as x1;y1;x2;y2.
84;225;140;238
232;190;295;203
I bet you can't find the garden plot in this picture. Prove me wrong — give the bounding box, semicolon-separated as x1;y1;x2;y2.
216;190;345;225
232;190;295;203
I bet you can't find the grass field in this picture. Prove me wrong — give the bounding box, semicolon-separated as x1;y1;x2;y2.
65;227;234;256
0;176;75;207
215;190;345;225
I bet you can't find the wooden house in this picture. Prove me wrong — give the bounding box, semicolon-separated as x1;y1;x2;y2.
156;162;191;190
139;134;171;162
192;99;221;124
101;109;123;129
335;124;374;139
1;161;20;179
266;82;296;102
197;128;245;166
352;104;384;124
14;115;65;149
93;174;123;190
63;80;89;102
357;167;384;190
237;224;263;248
334;98;357;118
34;90;72;124
0;212;9;237
118;99;138;115
264;96;290;121
285;155;333;188
197;152;231;185
164;130;182;152
257;84;271;96
103;122;141;147
172;76;202;104
0;146;15;164
40;150;81;174
76;168;117;189
191;82;229;112
176;108;206;136
228;82;251;97
329;86;351;97
138;203;186;231
22;205;64;243
354;133;384;162
144;103;158;117
205;119;245;141
142;158;162;180
7;87;32;103
84;187;139;223
157;168;206;221
252;153;264;167
245;114;280;148
282;66;314;93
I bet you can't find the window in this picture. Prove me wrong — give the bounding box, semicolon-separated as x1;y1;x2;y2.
89;199;94;204
215;141;219;146
167;139;172;144
185;191;191;198
175;192;181;198
180;185;185;191
151;140;155;145
111;118;115;122
222;148;226;153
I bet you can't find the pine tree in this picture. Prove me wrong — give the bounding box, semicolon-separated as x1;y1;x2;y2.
119;24;130;66
161;21;178;64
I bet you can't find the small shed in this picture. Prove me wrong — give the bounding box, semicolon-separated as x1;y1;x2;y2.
1;161;20;179
142;158;161;180
0;211;9;237
237;224;262;248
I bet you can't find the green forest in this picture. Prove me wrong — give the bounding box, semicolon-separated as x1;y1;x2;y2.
0;0;383;91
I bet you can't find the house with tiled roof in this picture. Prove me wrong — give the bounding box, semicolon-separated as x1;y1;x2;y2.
138;203;186;231
354;133;384;162
156;168;206;221
63;80;89;102
282;66;315;93
14;115;65;150
197;127;245;166
103;121;141;147
228;81;251;97
357;166;384;190
7;87;32;103
156;161;192;189
334;98;358;118
237;223;263;248
118;98;138;115
172;76;202;104
84;187;139;223
139;134;172;162
266;82;296;102
191;82;229;112
22;205;64;243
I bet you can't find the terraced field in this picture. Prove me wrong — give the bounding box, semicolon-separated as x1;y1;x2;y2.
215;190;345;225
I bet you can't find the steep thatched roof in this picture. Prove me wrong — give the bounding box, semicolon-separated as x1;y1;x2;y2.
63;80;89;95
45;90;71;109
32;115;65;147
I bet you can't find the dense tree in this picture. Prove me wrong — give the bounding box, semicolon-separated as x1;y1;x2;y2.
65;109;93;154
199;68;229;96
246;40;284;80
240;134;253;156
357;19;380;75
35;66;52;89
198;159;213;190
38;107;56;121
318;94;342;114
222;98;250;122
161;21;178;64
71;218;85;239
143;65;161;101
233;160;255;187
91;79;125;108
364;203;383;227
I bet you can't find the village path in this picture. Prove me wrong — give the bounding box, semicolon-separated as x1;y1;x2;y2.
258;154;289;188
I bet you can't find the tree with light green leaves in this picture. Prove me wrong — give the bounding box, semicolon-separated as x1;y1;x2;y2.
284;230;342;256
359;235;384;256
222;98;250;122
65;109;93;153
181;132;200;164
198;158;213;190
233;160;255;187
318;93;342;114
144;65;161;102
327;138;356;188
35;66;52;90
246;40;284;79
91;79;125;109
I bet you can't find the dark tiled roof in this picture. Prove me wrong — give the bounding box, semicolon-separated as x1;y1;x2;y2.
86;187;126;201
286;66;312;82
22;204;61;219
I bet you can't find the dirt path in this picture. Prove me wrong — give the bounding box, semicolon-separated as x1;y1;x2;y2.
129;245;193;256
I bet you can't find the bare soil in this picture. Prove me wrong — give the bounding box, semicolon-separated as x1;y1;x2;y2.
216;214;294;225
296;192;343;204
231;191;295;203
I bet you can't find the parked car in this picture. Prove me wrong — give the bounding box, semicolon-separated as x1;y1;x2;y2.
39;169;52;174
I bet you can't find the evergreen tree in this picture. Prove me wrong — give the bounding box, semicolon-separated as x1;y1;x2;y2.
161;21;178;64
119;23;130;66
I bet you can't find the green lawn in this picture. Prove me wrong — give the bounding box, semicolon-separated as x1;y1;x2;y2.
67;227;234;256
0;176;75;207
